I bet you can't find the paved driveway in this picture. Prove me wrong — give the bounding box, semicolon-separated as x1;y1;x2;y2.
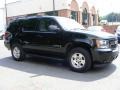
0;40;120;90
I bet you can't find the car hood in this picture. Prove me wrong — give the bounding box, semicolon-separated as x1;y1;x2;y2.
67;29;116;39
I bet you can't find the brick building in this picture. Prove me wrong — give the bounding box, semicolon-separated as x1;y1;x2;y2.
7;0;99;26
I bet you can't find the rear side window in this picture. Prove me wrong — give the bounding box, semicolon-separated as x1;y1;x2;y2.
22;19;39;32
7;21;20;33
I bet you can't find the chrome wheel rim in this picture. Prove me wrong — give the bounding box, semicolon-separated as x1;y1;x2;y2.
71;53;85;69
13;47;20;59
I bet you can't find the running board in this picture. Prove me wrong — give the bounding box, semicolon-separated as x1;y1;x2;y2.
27;54;64;61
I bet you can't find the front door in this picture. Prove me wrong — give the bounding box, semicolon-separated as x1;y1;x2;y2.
34;18;63;57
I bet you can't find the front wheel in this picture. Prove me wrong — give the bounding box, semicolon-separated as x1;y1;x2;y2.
11;44;26;61
68;47;92;73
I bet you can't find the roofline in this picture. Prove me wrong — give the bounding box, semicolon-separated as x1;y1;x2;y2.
13;15;64;21
7;0;21;5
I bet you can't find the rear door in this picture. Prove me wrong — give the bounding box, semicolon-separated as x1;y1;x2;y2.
20;18;40;53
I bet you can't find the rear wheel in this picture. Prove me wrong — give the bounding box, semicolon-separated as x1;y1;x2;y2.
11;44;26;61
68;47;92;73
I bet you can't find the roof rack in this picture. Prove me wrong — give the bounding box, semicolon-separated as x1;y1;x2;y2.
15;15;43;20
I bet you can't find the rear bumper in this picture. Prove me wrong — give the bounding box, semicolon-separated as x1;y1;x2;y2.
92;46;119;64
0;35;3;39
4;41;11;50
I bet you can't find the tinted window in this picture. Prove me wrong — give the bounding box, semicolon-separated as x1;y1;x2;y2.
39;18;59;32
22;19;39;32
45;11;58;16
8;21;20;33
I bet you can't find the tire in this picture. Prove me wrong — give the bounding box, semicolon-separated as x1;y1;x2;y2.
11;44;26;61
68;47;92;73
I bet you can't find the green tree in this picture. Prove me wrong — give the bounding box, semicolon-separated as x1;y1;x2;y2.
104;12;120;22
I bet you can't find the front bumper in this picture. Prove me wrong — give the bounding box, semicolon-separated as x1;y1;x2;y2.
92;46;119;64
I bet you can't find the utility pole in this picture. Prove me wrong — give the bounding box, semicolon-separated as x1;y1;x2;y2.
53;0;55;15
4;0;8;26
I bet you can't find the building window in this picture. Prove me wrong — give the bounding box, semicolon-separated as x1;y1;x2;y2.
71;11;78;21
82;8;88;25
92;14;96;25
45;11;58;16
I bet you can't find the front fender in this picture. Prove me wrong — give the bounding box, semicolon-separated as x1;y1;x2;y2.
73;38;94;47
64;38;94;53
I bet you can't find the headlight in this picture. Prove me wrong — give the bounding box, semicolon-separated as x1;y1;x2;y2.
96;40;109;49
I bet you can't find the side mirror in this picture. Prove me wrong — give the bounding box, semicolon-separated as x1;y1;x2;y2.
48;25;60;32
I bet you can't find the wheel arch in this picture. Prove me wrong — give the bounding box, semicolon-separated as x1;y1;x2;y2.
66;42;93;61
10;39;22;48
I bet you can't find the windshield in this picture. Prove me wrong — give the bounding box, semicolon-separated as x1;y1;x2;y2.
55;17;85;30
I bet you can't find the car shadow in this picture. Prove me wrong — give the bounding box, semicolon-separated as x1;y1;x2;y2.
0;56;116;82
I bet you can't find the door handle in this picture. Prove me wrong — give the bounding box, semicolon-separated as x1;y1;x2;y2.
36;35;43;37
23;41;30;44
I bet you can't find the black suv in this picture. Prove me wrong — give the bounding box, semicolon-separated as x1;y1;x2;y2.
4;16;119;72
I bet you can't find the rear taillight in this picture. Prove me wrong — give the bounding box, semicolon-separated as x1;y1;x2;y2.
4;31;11;40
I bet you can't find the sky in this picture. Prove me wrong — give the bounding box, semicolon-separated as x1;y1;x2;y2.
89;0;120;16
0;0;120;16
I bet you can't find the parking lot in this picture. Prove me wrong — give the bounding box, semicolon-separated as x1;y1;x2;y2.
0;40;120;90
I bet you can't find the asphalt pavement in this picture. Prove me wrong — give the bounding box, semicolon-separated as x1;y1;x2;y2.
0;40;120;90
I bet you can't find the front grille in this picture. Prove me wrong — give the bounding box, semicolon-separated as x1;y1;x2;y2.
109;39;117;49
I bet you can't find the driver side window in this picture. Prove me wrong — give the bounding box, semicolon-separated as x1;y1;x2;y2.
39;18;59;32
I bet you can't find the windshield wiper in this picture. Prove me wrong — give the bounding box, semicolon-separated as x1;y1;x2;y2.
70;28;85;30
